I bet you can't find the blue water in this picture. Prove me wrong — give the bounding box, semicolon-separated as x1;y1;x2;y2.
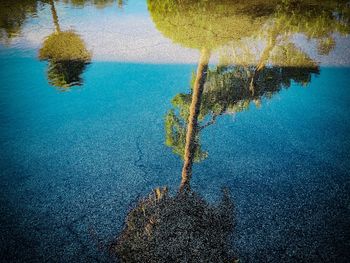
1;48;350;261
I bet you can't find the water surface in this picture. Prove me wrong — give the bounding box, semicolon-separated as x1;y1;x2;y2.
1;0;350;262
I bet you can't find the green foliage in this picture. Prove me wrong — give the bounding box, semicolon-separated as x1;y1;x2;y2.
317;37;336;56
270;43;319;68
147;0;350;55
147;0;272;50
272;1;350;56
39;31;91;61
204;61;319;115
39;31;91;88
112;188;235;263
276;0;350;37
165;109;207;162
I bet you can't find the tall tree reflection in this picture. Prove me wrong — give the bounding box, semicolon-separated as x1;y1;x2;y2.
110;49;238;263
152;0;348;168
148;0;350;187
111;1;350;262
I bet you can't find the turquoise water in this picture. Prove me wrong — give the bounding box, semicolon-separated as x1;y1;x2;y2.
1;52;350;262
1;1;350;262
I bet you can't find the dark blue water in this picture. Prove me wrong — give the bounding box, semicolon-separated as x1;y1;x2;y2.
1;47;350;261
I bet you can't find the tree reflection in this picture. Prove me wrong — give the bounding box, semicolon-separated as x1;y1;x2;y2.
0;0;41;43
148;0;350;187
150;0;348;169
38;0;91;89
110;1;350;262
148;0;272;189
110;51;237;263
111;49;239;261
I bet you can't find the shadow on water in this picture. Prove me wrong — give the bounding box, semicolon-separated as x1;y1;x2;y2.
111;188;236;263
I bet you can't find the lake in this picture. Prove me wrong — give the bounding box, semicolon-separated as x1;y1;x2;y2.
0;0;350;262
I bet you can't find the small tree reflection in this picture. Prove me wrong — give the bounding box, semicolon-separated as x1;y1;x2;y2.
38;0;91;90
